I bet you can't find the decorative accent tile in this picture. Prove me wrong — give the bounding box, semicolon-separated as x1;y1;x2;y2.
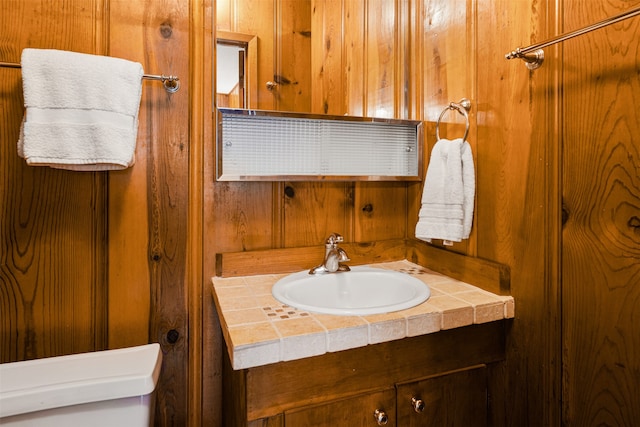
262;304;311;320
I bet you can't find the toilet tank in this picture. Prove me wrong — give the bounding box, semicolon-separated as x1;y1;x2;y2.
0;343;162;427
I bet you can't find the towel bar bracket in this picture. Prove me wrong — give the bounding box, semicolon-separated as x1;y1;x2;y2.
436;98;471;142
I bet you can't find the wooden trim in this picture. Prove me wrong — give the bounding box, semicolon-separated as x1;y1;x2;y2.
215;238;407;277
543;0;562;424
407;239;511;295
188;0;205;425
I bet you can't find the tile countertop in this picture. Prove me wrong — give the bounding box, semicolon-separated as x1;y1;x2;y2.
211;260;514;370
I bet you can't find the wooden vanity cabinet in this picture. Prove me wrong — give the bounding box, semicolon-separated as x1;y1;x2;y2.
285;388;397;427
396;366;488;427
223;322;505;427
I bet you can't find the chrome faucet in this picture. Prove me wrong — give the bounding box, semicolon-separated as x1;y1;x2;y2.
309;233;351;275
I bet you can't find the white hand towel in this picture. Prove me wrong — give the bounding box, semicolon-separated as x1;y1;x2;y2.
17;48;144;171
415;137;475;244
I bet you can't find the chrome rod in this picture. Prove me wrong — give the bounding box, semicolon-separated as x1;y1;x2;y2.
505;5;640;69
0;61;180;92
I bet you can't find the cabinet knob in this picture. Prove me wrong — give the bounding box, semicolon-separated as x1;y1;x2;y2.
373;409;388;425
266;81;278;91
411;396;425;413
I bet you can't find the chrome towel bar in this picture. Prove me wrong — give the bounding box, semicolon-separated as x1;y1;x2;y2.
506;5;640;70
0;61;180;93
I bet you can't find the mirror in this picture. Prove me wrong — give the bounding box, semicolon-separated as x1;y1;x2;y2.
215;0;410;119
216;31;257;109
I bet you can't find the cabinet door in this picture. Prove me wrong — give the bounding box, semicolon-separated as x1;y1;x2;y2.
285;388;396;427
396;365;487;427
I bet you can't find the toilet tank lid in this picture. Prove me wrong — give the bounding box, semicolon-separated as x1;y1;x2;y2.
0;343;162;418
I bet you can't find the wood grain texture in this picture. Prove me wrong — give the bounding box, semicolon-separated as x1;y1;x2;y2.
407;240;510;295
0;0;108;362
107;0;192;424
396;366;487;427
275;0;312;113
474;0;563;425
562;1;640;425
241;323;504;421
285;388;397;427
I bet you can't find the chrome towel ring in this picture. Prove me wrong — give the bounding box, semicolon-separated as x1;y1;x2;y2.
435;98;471;142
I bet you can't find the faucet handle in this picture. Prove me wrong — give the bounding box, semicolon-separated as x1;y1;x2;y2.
326;233;344;245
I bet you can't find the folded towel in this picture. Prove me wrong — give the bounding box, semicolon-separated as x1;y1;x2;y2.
17;48;144;170
415;137;475;244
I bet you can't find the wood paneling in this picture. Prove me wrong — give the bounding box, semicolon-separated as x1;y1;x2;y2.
474;0;562;425
0;0;108;362
562;1;640;424
275;0;311;113
1;0;192;425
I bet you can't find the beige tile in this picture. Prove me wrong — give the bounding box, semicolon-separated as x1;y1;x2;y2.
404;302;442;337
251;282;277;296
474;303;506;324
313;314;369;353
413;272;453;285
314;314;368;330
215;285;255;301
273;316;325;337
425;287;445;297
244;274;278;286
429;280;477;295
281;332;327;361
224;308;269;326
211;276;246;288
454;290;503;305
451;290;505;323
228;322;280;347
326;325;369;353
275;315;327;361
406;311;442;337
253;294;285;308
233;341;280;370
427;295;474;330
504;298;515;318
219;296;260;311
365;314;407;344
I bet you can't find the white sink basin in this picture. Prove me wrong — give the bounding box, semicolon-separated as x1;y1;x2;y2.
272;266;431;316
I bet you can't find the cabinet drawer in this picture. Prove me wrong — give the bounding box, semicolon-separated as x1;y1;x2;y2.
396;365;487;427
285;388;396;427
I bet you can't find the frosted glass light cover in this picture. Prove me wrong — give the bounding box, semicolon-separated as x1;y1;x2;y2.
216;109;423;181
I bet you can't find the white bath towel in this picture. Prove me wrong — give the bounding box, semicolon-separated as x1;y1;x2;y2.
415;137;475;244
17;48;144;170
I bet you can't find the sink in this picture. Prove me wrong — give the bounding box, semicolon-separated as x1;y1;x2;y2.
272;266;431;316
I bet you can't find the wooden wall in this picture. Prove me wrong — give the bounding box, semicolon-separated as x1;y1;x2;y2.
0;0;193;425
562;1;640;424
2;0;639;425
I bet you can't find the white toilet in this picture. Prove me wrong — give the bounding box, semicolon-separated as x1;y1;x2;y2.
0;343;162;427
